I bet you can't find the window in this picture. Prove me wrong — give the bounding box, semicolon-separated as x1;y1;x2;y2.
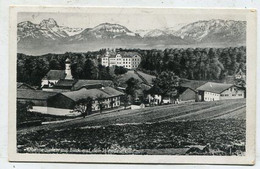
238;94;242;96
232;94;236;96
225;94;229;96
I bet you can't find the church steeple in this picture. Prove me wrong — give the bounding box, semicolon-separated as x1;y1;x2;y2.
65;58;73;80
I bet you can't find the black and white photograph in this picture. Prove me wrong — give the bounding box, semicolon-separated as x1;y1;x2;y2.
8;7;256;164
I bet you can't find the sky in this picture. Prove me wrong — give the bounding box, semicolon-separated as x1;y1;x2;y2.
17;8;246;31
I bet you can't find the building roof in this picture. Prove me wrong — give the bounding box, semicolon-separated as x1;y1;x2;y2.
54;79;76;88
179;79;207;91
119;51;141;58
100;87;124;97
177;86;195;95
17;89;57;100
17;82;35;90
43;70;66;80
103;51;141;59
72;80;113;90
196;82;234;94
61;88;111;102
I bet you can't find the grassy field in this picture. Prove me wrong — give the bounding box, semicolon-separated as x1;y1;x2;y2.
17;99;246;155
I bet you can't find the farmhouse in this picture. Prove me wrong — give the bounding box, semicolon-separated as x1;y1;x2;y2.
17;89;57;106
101;49;141;69
146;85;197;105
197;82;245;102
146;85;176;105
47;87;124;110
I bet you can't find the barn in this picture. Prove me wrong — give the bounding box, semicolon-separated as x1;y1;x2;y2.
47;87;124;110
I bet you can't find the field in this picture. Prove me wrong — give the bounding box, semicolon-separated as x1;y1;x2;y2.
17;99;246;155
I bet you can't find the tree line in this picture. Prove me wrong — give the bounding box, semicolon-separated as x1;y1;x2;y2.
17;46;246;87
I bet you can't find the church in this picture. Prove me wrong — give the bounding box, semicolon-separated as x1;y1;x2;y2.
41;58;113;92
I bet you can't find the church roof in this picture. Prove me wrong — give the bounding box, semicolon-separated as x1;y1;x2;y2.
65;58;71;63
43;70;66;80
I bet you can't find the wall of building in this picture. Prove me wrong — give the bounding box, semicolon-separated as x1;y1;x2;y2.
47;94;75;109
220;87;245;100
203;91;220;102
41;80;59;87
101;53;141;69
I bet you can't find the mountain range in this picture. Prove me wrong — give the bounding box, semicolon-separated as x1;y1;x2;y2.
17;18;246;55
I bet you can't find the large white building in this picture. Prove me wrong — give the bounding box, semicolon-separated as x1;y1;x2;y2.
101;50;141;69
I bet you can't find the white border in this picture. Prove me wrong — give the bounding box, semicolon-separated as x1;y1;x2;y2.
8;6;257;165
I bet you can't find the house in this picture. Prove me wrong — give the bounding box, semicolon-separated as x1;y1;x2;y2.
145;85;176;105
17;82;35;90
101;49;141;69
47;87;124;111
197;82;245;102
17;89;57;106
41;58;73;88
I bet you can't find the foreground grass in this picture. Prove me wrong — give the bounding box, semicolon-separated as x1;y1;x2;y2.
17;119;245;155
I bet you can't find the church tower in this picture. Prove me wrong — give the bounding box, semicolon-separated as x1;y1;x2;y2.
65;58;73;80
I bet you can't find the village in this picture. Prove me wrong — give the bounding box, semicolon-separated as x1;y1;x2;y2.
17;49;246;120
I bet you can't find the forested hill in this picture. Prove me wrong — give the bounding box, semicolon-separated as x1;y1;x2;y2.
137;46;246;80
17;46;246;87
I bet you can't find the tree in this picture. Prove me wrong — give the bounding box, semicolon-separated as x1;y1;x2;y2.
84;59;97;79
125;77;140;103
49;59;61;70
120;94;129;109
114;66;128;75
74;97;93;118
152;71;179;104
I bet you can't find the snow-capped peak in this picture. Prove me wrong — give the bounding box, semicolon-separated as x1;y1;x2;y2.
39;18;58;29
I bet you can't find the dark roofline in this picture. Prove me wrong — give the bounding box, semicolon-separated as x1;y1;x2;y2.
55;93;76;102
197;84;243;94
17;83;35;90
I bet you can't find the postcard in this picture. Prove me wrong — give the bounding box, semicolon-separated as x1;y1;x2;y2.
9;6;257;164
